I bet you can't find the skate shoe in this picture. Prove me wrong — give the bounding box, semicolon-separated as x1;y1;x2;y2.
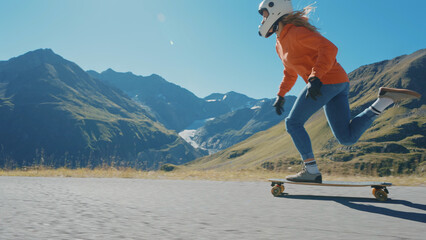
286;167;322;183
378;87;421;102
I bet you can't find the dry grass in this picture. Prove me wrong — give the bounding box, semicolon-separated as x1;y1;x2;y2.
0;167;282;181
0;167;425;186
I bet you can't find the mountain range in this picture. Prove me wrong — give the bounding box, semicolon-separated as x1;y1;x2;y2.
0;49;205;169
87;70;256;132
185;49;426;176
1;48;424;175
0;49;294;169
88;69;294;153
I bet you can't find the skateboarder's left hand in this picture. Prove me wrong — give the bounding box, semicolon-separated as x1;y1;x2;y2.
306;76;323;100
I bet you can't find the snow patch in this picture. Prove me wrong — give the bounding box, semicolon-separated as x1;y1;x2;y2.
178;130;199;148
178;118;216;149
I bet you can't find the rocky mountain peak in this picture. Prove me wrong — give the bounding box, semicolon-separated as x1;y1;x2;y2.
8;48;66;67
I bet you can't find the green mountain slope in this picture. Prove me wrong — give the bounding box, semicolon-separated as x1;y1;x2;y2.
186;49;426;176
0;49;205;169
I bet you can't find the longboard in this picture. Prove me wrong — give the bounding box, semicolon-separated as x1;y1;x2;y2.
268;179;392;201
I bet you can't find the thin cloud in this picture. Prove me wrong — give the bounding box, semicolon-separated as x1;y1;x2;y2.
157;13;166;22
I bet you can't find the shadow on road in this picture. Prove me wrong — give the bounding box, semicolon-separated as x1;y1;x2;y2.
277;194;426;223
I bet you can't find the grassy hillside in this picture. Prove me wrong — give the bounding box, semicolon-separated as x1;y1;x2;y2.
185;50;426;177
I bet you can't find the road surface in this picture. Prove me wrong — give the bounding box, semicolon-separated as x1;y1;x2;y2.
0;177;425;239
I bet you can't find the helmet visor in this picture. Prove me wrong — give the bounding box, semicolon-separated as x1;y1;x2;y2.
258;8;268;16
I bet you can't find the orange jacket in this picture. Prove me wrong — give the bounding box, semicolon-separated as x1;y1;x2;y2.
275;24;349;97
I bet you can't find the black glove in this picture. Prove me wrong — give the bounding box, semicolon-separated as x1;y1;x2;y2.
305;76;323;100
273;95;285;115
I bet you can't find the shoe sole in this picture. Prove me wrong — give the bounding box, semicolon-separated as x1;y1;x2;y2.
286;175;322;183
379;87;422;100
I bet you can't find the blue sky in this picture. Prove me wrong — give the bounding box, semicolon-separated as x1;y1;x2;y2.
1;0;425;99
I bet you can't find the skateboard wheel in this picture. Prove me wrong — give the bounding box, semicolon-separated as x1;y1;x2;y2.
279;185;285;194
372;188;388;201
271;186;282;197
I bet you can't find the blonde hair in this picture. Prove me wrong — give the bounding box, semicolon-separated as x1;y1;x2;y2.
280;9;318;33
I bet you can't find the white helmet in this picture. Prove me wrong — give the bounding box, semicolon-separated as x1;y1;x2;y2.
258;0;293;38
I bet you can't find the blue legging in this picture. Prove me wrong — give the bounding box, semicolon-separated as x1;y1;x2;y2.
285;82;378;160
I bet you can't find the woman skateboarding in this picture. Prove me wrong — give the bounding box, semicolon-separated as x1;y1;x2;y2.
258;0;421;183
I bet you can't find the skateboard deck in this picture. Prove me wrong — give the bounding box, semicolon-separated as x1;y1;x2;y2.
268;179;392;201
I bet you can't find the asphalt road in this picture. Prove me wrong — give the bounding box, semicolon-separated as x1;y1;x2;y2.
0;177;425;239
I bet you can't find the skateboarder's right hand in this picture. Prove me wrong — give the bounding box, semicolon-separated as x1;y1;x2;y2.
273;95;285;115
